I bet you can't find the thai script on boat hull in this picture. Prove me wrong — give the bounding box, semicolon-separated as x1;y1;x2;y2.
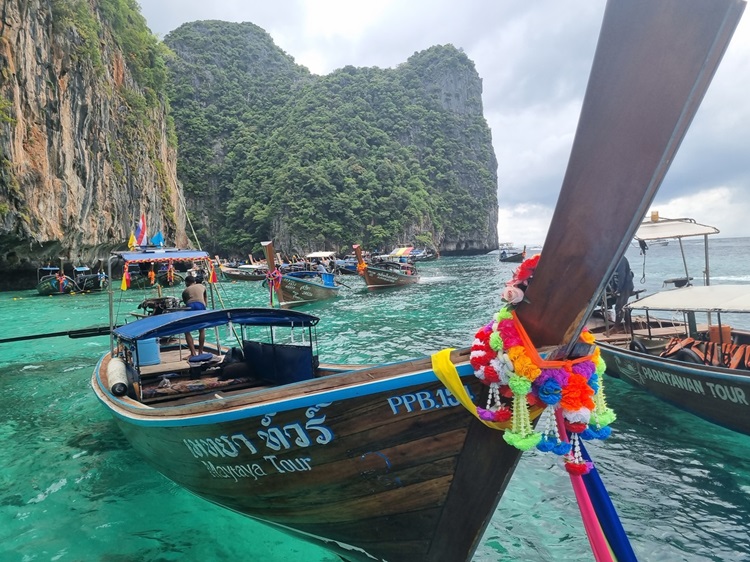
181;404;333;482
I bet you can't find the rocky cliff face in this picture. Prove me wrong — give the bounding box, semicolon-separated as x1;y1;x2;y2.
398;46;499;254
166;24;499;256
0;0;186;288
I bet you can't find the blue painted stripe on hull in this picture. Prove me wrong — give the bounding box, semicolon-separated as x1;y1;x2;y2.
94;356;475;428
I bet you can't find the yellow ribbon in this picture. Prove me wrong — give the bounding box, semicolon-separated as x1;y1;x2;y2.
430;348;512;430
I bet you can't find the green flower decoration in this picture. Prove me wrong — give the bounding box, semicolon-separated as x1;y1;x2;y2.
503;431;543;451
508;374;532;395
489;332;504;352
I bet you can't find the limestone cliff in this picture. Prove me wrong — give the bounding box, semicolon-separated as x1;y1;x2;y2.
0;0;186;287
166;23;498;256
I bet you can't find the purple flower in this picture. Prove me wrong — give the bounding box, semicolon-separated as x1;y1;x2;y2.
572;360;595;379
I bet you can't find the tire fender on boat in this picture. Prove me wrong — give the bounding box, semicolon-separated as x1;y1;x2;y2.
629;339;648;354
672;348;704;364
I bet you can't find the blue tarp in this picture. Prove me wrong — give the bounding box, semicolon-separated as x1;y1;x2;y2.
113;308;319;341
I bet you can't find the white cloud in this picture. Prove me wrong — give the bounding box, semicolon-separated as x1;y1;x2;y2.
650;187;750;240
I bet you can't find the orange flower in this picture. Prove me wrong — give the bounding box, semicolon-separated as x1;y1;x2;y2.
507;346;525;362
560;373;595;411
513;355;541;380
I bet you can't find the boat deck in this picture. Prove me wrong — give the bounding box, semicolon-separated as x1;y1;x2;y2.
121;345;379;407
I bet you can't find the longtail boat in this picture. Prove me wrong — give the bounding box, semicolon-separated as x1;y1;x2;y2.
499;246;526;263
216;255;269;281
261;241;340;308
91;1;745;560
353;244;419;289
73;262;110;292
116;248;218;293
36;265;76;295
592;216;750;436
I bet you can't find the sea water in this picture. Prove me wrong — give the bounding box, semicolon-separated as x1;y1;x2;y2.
1;238;749;562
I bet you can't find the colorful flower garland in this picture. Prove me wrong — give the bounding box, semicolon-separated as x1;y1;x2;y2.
265;268;282;289
469;254;616;474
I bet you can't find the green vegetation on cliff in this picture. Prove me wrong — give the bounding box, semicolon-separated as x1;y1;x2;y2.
165;21;498;255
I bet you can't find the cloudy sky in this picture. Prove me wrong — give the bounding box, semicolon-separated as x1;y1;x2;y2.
138;0;750;244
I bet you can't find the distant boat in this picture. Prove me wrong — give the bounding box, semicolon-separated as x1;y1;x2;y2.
117;248;216;290
499;246;527;263
388;246;438;262
651;238;669;246
262;241;340;308
73;264;109;292
36;262;109;295
497;241;519;252
218;263;268;281
36;265;76;295
333;255;360;275
353;244;419;289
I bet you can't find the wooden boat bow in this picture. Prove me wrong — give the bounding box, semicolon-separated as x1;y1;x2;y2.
434;0;745;558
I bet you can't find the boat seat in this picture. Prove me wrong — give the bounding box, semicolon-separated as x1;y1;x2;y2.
242;340;316;384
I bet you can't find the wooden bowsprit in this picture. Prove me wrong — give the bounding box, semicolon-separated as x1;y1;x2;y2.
430;1;746;560
516;0;745;349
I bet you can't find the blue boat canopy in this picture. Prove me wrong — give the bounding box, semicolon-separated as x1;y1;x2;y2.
113;249;210;263
113;308;320;341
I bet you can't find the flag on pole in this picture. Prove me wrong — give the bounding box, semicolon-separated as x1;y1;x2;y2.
150;231;164;247
128;232;137;250
135;214;147;246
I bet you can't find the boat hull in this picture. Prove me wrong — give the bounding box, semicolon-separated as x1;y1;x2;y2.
499;252;525;263
93;351;531;562
37;275;76;295
276;275;339;308
220;266;266;281
361;266;419;289
599;342;750;435
76;273;109;292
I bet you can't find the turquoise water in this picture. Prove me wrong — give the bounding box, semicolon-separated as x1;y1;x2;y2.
1;240;749;561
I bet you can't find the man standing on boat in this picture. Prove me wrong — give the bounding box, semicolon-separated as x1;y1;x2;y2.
182;275;207;356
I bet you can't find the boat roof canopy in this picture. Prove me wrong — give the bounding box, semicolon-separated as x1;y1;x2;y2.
305;251;336;259
113;308;320;341
628;285;750;314
390;246;414;257
635;217;719;241
113;248;210;263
